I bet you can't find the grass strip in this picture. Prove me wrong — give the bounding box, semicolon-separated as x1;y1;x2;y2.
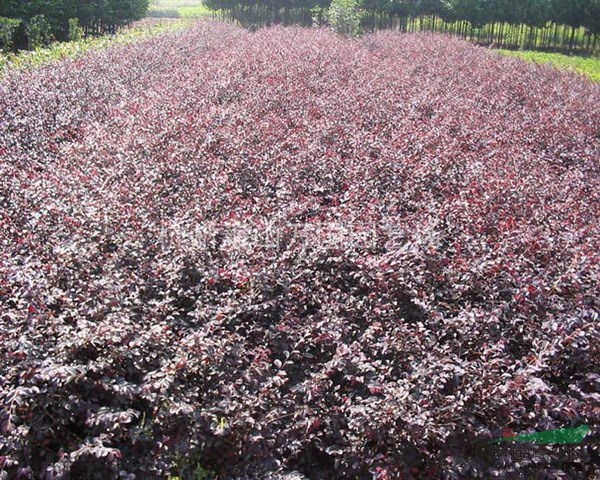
498;49;600;82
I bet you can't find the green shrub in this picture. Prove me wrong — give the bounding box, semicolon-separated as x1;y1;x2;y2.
26;14;53;49
326;0;362;36
0;16;21;52
68;18;84;42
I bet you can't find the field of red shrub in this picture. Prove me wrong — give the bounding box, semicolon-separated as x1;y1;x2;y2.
1;22;599;480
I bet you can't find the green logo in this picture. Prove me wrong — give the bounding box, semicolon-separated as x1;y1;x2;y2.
491;425;590;446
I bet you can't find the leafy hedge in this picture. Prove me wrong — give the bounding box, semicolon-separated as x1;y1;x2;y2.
0;17;20;52
0;22;598;480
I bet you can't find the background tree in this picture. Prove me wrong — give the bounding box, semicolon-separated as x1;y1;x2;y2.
0;0;149;48
326;0;362;34
551;0;588;47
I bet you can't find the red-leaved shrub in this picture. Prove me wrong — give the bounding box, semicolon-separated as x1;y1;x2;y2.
0;22;598;480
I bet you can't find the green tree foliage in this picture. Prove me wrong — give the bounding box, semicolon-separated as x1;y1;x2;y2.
326;0;361;34
68;16;84;40
26;13;54;48
0;16;20;51
551;0;592;47
202;0;596;52
0;0;149;49
442;0;486;25
583;0;600;35
551;0;587;28
204;0;331;27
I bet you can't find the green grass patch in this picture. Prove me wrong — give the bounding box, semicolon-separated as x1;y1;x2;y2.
177;5;213;17
148;0;213;18
0;19;192;76
151;0;207;8
497;49;600;82
147;9;182;18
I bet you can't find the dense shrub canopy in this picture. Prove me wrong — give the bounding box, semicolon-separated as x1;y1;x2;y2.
0;22;599;480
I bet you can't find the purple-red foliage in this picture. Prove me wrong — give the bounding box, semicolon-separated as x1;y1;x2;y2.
0;22;599;480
